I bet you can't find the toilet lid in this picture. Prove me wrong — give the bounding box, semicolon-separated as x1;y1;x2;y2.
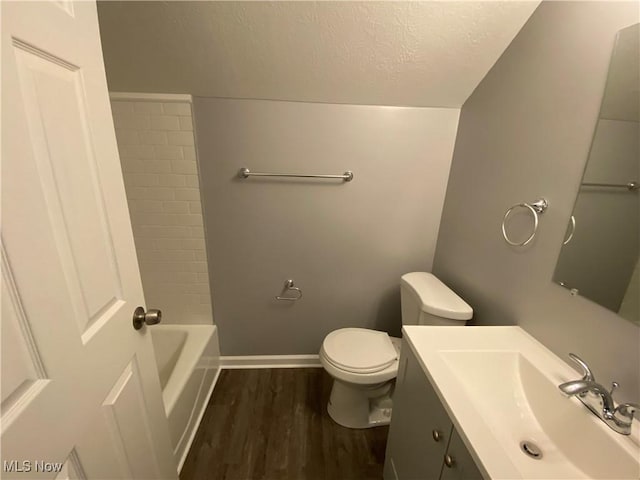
322;328;398;373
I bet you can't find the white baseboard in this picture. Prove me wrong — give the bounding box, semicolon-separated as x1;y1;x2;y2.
220;354;322;369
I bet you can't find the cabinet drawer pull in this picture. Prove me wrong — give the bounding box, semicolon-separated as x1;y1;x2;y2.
444;454;455;468
432;430;442;442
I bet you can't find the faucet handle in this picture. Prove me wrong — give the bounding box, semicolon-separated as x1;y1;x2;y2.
617;403;640;415
609;382;619;398
568;353;595;382
613;403;640;433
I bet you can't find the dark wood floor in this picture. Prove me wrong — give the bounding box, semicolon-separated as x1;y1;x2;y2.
180;368;389;480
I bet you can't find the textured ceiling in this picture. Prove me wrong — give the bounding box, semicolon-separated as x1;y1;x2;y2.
97;1;540;108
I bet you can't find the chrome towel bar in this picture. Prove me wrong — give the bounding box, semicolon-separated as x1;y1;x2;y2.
581;181;638;191
239;168;353;182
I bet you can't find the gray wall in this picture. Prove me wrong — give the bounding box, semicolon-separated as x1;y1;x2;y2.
433;1;640;402
195;98;459;355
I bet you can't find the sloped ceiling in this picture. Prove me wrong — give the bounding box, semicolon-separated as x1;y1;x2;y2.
97;1;540;108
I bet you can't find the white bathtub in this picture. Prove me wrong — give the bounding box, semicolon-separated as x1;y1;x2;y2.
151;324;220;471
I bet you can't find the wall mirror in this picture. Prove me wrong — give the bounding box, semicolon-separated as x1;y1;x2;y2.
553;23;639;325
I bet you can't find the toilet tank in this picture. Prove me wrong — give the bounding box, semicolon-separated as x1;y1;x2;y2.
400;272;473;326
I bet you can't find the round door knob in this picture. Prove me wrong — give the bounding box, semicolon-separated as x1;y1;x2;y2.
132;306;162;330
432;430;442;442
444;454;455;468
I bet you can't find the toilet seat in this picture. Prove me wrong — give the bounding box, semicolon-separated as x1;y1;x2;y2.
321;328;398;374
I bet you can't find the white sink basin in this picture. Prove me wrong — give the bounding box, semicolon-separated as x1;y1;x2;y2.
403;326;640;480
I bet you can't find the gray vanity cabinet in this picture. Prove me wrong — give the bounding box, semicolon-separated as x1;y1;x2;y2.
384;339;483;480
439;428;483;480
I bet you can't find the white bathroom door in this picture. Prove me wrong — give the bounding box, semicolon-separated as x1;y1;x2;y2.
1;1;177;478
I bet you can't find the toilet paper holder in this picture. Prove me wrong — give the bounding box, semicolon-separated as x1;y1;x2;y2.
276;279;303;301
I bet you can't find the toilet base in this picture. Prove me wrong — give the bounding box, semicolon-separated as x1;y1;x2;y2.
327;378;393;429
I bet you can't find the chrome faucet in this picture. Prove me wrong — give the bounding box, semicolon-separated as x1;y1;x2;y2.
558;353;639;435
559;379;616;411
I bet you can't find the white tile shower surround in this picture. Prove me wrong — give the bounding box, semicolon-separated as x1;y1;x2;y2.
110;94;213;325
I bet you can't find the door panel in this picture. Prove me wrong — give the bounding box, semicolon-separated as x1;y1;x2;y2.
12;39;125;340
1;246;47;409
1;1;177;478
54;450;86;480
102;359;162;480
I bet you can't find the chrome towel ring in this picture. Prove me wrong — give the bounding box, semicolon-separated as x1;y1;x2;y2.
563;215;576;245
275;279;303;301
501;198;548;247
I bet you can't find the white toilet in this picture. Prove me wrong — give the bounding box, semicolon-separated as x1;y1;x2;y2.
319;272;473;429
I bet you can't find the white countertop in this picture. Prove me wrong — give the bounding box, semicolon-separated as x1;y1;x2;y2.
402;325;640;480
